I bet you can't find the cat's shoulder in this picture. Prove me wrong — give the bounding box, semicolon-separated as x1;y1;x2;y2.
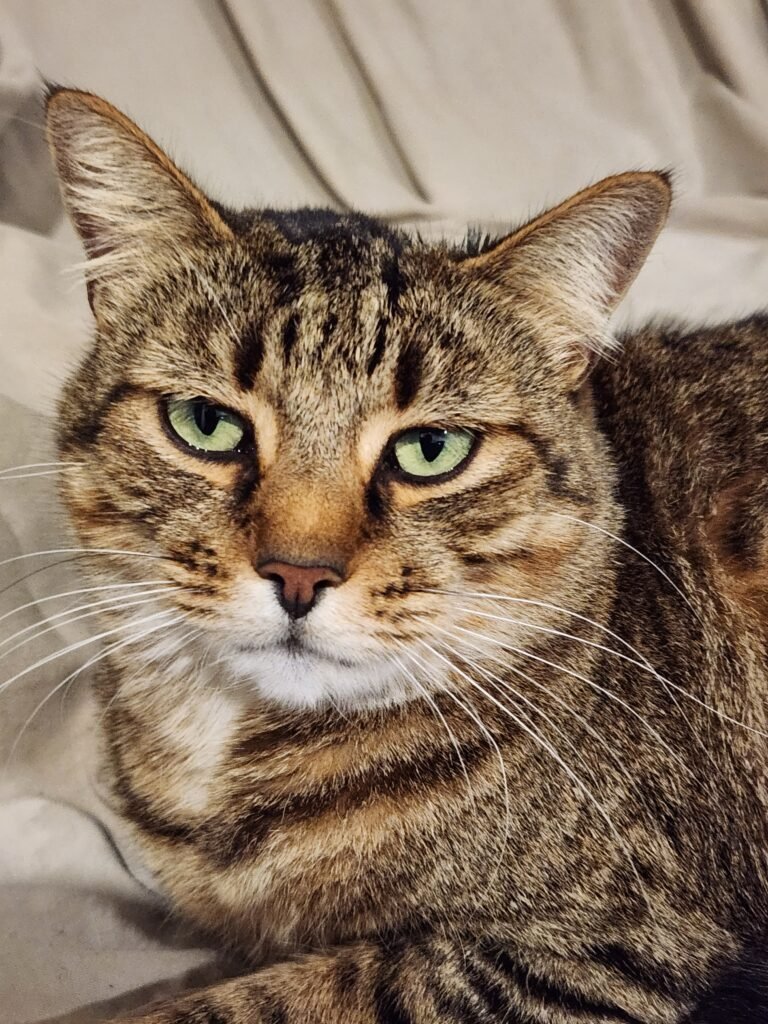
594;311;768;447
607;312;768;395
596;312;768;627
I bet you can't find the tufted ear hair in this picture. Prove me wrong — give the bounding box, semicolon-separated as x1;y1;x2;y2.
460;172;671;384
45;87;232;308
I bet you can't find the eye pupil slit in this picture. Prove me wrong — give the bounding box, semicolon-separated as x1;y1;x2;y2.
194;402;219;436
388;426;474;480
165;396;248;457
420;430;446;463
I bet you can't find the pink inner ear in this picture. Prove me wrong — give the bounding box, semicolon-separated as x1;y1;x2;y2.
602;199;670;306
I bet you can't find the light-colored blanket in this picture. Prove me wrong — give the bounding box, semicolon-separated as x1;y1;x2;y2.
2;1;768;1020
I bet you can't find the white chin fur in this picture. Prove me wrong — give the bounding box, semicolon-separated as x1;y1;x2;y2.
224;646;410;711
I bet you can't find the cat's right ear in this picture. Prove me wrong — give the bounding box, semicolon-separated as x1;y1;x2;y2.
459;172;671;386
45;87;232;310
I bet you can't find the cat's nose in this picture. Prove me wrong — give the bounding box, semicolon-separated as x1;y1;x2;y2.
256;560;343;619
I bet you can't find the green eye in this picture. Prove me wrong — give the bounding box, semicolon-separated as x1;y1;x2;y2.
391;427;475;480
165;397;247;455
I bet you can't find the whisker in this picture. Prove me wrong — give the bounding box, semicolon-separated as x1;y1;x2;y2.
0;587;182;663
0;461;83;475
6;616;189;768
63;623;205;722
401;641;512;889
432;633;605;795
456;605;647;669
551;511;698;618
451;622;692;776
436;591;766;740
387;648;478;812
419;589;654;663
456;605;717;762
0;556;129;602
3;114;45;131
0;470;83;481
423;589;700;751
94;627;204;728
415;635;654;917
0;609;177;696
0;547;168;570
0;579;173;628
428;620;635;790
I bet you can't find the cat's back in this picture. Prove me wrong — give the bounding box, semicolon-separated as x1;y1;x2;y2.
594;313;768;623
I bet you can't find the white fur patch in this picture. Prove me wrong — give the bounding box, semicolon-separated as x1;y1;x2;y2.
205;576;418;711
225;645;409;710
154;688;241;814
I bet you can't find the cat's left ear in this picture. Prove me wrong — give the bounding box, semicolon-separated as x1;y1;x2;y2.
460;172;671;385
45;87;233;308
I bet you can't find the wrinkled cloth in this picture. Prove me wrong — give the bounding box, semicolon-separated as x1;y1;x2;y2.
2;1;768;1020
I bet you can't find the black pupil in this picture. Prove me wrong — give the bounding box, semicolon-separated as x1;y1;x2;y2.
419;430;446;463
194;402;221;436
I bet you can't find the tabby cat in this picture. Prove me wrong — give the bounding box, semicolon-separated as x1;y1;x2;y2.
43;88;768;1023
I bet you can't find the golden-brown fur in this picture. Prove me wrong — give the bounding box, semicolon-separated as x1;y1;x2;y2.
44;89;768;1023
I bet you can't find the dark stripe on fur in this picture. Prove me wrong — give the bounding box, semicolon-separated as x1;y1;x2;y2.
63;382;136;449
235;322;264;390
382;252;405;313
461;952;515;1018
231;462;260;512
282;312;299;362
503;422;589;504
588;943;683;1001
259;997;288;1024
366;479;390;521
684;951;768;1023
322;311;338;345
264;250;302;306
459;551;494;567
116;775;194;843
373;974;414;1024
394;340;423;409
368;317;389;375
438;329;462;350
432;985;494;1023
218;738;491;862
232;715;336;761
105;711;198;843
334;955;361;1000
483;948;644;1022
172;1006;228;1024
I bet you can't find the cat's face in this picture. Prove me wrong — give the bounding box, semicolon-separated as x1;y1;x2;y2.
47;90;670;710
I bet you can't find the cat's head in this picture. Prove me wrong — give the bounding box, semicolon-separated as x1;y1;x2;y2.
46;89;670;710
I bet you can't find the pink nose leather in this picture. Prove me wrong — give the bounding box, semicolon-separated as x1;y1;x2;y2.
257;561;343;619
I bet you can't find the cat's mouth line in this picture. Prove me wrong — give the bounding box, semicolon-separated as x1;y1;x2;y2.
232;636;361;670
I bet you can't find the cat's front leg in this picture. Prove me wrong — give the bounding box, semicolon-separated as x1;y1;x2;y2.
111;936;665;1024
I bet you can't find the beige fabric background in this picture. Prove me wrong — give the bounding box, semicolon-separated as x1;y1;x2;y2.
1;1;768;1021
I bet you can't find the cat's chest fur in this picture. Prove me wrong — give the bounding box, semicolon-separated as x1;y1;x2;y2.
98;642;744;976
99;669;450;955
99;659;611;958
